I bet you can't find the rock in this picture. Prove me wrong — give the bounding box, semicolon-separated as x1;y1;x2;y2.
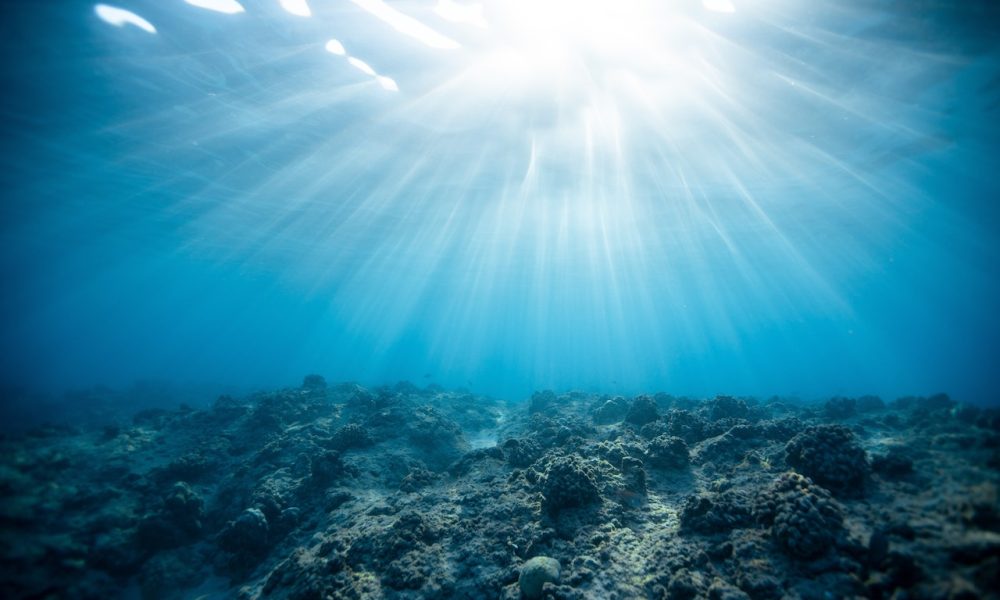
310;450;349;485
667;568;709;600
449;446;505;476
735;569;782;600
760;417;802;442
639;420;671;440
162;481;204;535
949;531;1000;564
708;578;751;600
663;409;709;444
593;396;630;425
785;424;869;497
956;483;999;531
0;380;992;600
407;406;466;459
135;482;205;552
502;437;542;468
871;447;914;479
680;489;754;534
541;455;601;515
621;456;647;495
139;551;206;599
218;508;269;566
625;396;660;427
89;529;142;576
646;435;690;470
400;467;438;492
755;472;845;559
708;396;749;421
154;451;216;483
868;529;890;568
329;423;372;452
519;556;561;599
691;427;762;466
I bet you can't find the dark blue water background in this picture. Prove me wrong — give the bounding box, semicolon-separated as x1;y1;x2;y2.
1;0;998;409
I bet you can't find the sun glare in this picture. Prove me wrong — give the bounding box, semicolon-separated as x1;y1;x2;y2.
184;0;245;15
94;4;156;33
488;0;659;63
279;0;312;18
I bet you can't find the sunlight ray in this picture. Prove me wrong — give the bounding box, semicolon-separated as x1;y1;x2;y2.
94;4;156;33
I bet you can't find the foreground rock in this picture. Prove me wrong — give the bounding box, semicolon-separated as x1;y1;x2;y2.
0;382;997;599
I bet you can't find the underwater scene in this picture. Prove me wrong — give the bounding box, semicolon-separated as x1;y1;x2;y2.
1;0;999;598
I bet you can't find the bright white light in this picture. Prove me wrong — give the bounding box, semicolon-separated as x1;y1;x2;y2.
279;0;311;17
348;57;377;76
703;0;736;13
488;0;660;70
376;75;399;91
325;39;346;55
94;4;156;33
435;0;487;28
184;0;245;15
348;0;460;49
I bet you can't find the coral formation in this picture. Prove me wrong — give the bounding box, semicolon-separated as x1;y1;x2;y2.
0;385;995;599
871;447;915;479
540;454;601;515
625;395;660;427
502;437;542;468
707;396;749;421
592;396;629;425
519;556;561;599
754;472;845;558
329;423;373;451
784;424;870;496
680;489;754;534
645;434;690;470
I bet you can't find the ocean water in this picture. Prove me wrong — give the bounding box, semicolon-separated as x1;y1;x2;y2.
2;0;999;406
3;4;1000;599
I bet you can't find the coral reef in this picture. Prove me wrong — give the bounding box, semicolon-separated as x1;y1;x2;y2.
592;396;629;425
679;488;754;534
784;424;870;496
0;385;996;600
519;556;561;599
625;395;660;427
645;434;690;470
540;454;601;515
754;472;845;558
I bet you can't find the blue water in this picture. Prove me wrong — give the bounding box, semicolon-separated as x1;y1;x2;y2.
1;0;998;404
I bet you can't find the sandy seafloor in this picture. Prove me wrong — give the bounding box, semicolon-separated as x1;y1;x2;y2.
1;379;998;599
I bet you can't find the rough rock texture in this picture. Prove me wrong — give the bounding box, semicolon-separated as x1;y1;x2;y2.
0;386;996;600
707;396;750;421
540;454;601;515
680;488;755;535
645;435;690;470
519;556;561;599
329;423;373;452
593;397;629;425
784;424;870;496
871;447;915;479
502;437;542;468
754;472;845;558
625;396;660;427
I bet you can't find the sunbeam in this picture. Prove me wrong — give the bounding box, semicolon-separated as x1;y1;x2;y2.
4;0;999;401
94;4;156;33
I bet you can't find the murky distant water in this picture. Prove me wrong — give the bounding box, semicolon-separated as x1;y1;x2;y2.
1;0;998;404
